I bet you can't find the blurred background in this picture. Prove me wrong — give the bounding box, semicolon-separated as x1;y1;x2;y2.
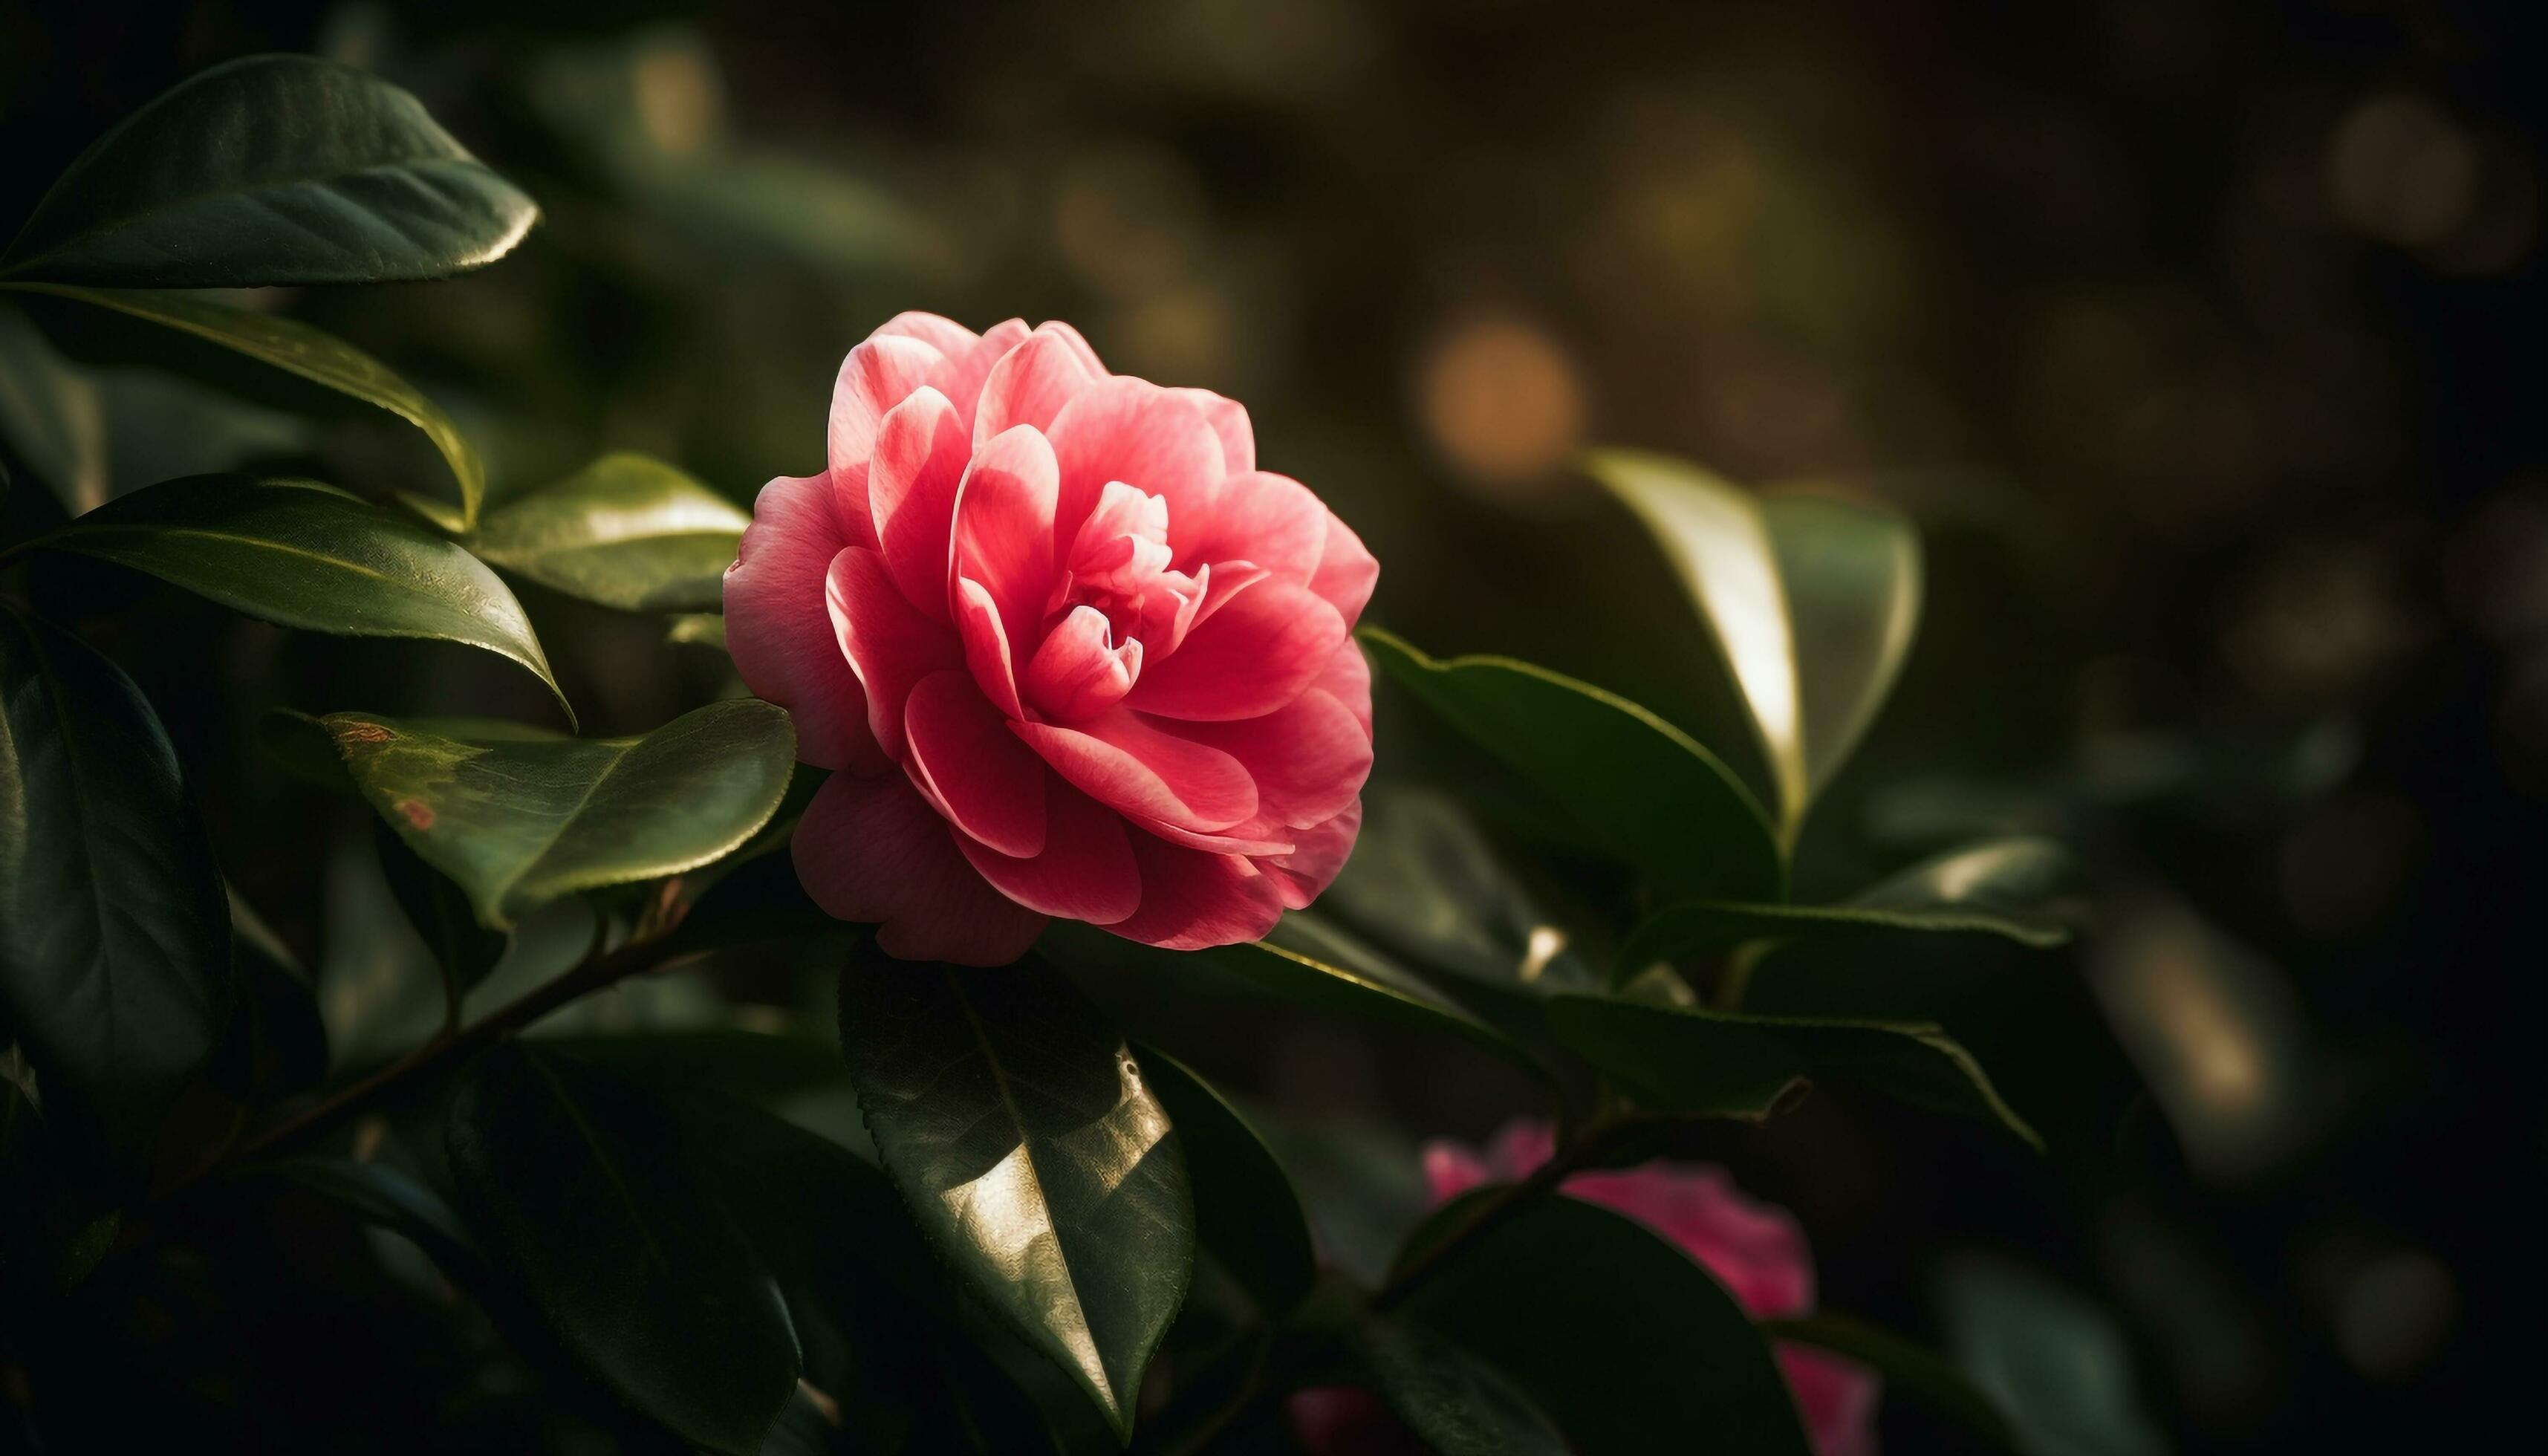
2;0;2540;1450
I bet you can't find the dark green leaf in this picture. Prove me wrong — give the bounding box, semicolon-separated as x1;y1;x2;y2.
1135;1047;1316;1317
249;1154;481;1275
1587;449;1922;839
536;1029;845;1107
1548;993;2041;1148
1936;1258;2168;1456
1765;1310;2021;1452
1319;784;1600;997
1353;1317;1571;1456
1362;628;1783;902
467;453;749;612
0;283;487;525
1616;838;2079;978
34;475;567;715
836;944;1190;1440
446;1042;799;1455
0;302;108;513
0;608;229;1157
0;54;536;288
205;888;328;1101
307;699;796;929
1398;1195;1812;1456
1211;915;1547;1075
374;822;506;1015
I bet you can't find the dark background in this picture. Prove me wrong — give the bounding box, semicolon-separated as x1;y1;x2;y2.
1;0;2541;1450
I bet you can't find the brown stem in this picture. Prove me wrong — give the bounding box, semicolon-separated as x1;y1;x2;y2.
162;932;698;1197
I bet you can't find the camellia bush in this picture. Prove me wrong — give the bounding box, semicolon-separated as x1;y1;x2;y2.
0;58;2091;1455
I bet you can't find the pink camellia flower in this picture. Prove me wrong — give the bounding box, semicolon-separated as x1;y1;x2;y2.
724;313;1377;966
1421;1121;1882;1456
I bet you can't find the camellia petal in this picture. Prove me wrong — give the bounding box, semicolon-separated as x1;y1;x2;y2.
1127;577;1348;721
868;311;981;358
955;774;1143;926
790;770;1046;966
827;546;961;760
866;387;972;620
1171;469;1327;585
902;670;1047;859
1024;605;1140;721
1256;800;1362;909
973;323;1102;448
932;316;1032;423
1173;688;1371;828
830;334;944;480
950;424;1060;643
1173;387;1255;477
1013;708;1258;833
1108;832;1287;951
953;576;1027;720
1306;510;1379;625
724;472;883;773
1045;376;1228;557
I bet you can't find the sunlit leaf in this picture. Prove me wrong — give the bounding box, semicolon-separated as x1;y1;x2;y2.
1135;1047;1316;1317
1587;449;1921;840
836;943;1190;1440
0;54;536;288
1547;993;2041;1147
305;700;795;929
1936;1257;2168;1456
1361;628;1783;901
0;283;487;525
33;475;567;715
0;608;229;1160
1616;837;2080;978
0;302;108;513
666;612;728;650
447;1042;800;1455
1317;784;1600;997
1397;1195;1813;1456
468;453;748;612
1765;1310;2022;1452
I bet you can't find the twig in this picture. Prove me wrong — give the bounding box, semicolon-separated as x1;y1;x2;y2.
160;931;701;1197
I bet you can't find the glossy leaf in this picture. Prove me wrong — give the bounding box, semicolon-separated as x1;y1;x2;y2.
1937;1258;2168;1456
1;283;487;525
1318;784;1600;997
0;54;536;288
468;453;747;612
34;475;566;715
1135;1047;1316;1317
1549;993;2041;1147
1616;837;2079;978
446;1042;800;1455
836;944;1190;1440
307;699;794;929
0;608;229;1157
1362;628;1783;902
0;302;108;513
1399;1195;1813;1456
1353;1317;1571;1456
1766;1310;2021;1452
1587;449;1921;839
1210;915;1547;1075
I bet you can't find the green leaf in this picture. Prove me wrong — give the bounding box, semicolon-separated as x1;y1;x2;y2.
374;822;506;1017
0;608;229;1158
836;943;1191;1440
666;612;728;650
1212;915;1547;1075
1352;1317;1571;1456
1936;1258;2168;1456
33;475;567;716
1548;993;2041;1148
204;887;328;1102
1616;837;2080;978
1587;449;1921;840
1362;628;1782;902
1398;1195;1813;1456
0;54;536;288
1764;1310;2021;1452
1318;784;1600;997
467;453;749;612
446;1042;800;1455
308;700;796;929
0;283;488;525
0;302;108;513
536;1028;846;1108
1134;1047;1316;1317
